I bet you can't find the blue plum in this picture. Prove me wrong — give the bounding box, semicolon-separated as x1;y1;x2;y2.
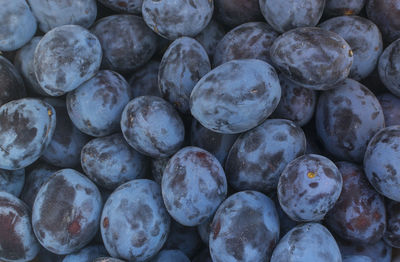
214;0;263;28
81;133;148;190
190;119;238;165
384;200;400;248
270;74;316;126
315;78;385;162
32;169;102;255
209;191;280;262
319;16;383;80
14;37;46;95
121;96;185;158
378;38;400;97
142;0;213;40
225;119;306;193
190;59;281;134
27;0;97;33
91;15;158;72
324;0;366;16
129;60;162;98
41;98;90;168
20;162;57;210
259;0;325;33
0;98;56;170
0;191;40;262
270;223;341;262
278;154;342;222
0;169;25;197
159;37;210;114
213;22;279;67
338;238;392;262
194;19;226;58
325;162;386;243
162;146;227;226
270;27;353;90
151;157;169;184
100;179;170;261
0;56;26;107
343;256;373;262
364;126;400;201
62;245;108;262
34;25;102;96
163;220;202;257
150;249;190;262
378;93;400;126
66;70;131;137
0;0;37;51
366;0;400;43
98;0;143;14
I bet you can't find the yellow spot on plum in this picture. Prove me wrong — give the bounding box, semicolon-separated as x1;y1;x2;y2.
307;172;316;178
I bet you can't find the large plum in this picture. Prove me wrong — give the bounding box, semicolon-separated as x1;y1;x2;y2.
0;98;56;170
270;27;353;90
278;154;343;222
225;119;306;193
209;191;280;262
378;38;400;97
315;78;385;162
161;146;227;226
100;179;170;261
190;59;281;134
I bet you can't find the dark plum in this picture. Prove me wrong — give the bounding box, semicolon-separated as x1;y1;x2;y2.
259;0;325;33
66;70;131;137
0;169;25;197
150;249;190;262
0;98;56;170
225;119;306;193
81;133;148;190
384;200;400;248
338;238;392;262
364;126;400;201
209;191;279;262
191;119;238;165
190;59;281;134
142;0;213;40
343;256;373;262
159;37;211;114
0;56;26;107
378;93;400;126
120;96;185;158
32;169;102;255
164;220;202;257
378;38;400;97
214;0;263;28
270;74;316;126
315;78;385;162
194;19;226;58
27;0;97;33
151;157;169;184
324;0;366;16
34;25;102;96
62;245;108;262
14;37;46;95
319;16;383;80
0;0;37;51
325;162;386;243
366;0;400;43
100;179;170;261
0;191;40;262
213;22;279;67
129;60;162;98
91;15;158;72
98;0;143;14
41;98;90;168
270;27;353;90
161;146;227;226
270;223;341;262
20;163;57;210
278;154;342;222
